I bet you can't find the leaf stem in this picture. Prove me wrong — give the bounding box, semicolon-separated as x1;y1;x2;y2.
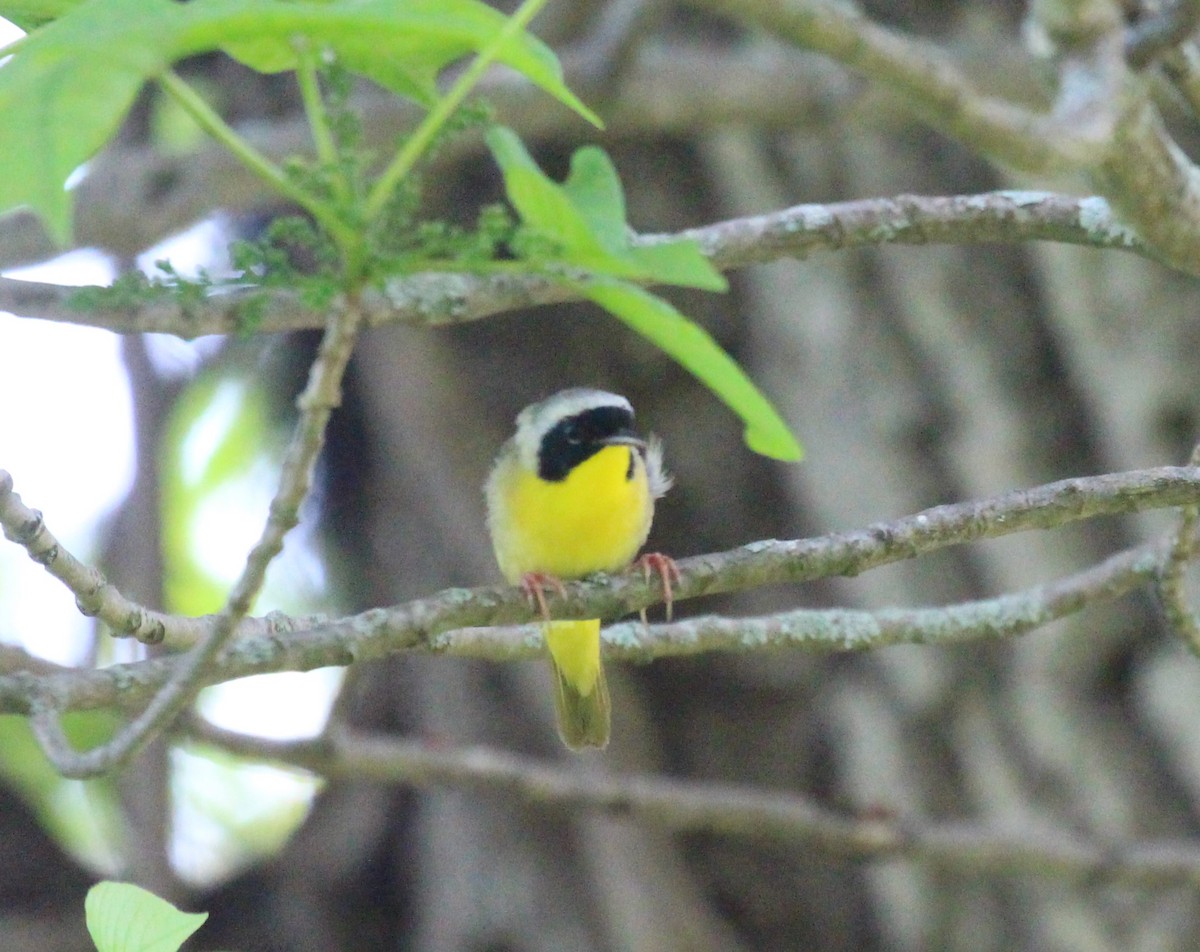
158;70;356;252
363;0;551;222
294;43;346;203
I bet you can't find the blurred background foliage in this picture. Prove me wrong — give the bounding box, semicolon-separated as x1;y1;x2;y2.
5;0;1200;950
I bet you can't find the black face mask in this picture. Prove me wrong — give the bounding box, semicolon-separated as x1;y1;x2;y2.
537;405;641;482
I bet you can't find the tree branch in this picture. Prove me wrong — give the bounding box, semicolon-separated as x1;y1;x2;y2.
0;643;69;677
1126;0;1200;68
1154;446;1200;653
686;0;1079;172
0;191;1150;337
690;0;1200;275
445;542;1162;660
0;469;175;644
3;466;1199;721
188;721;1200;888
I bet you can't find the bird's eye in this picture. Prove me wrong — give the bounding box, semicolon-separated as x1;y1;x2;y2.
563;424;582;444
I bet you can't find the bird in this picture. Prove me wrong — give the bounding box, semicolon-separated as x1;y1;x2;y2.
485;388;675;750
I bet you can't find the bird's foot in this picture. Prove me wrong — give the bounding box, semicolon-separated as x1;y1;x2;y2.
634;552;681;622
520;572;567;622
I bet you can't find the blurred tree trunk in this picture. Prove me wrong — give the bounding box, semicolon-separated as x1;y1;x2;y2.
8;2;1200;950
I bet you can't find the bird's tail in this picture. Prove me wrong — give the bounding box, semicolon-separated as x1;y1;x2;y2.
544;619;610;750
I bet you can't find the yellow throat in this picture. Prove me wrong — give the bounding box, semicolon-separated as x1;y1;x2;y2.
491;443;652;583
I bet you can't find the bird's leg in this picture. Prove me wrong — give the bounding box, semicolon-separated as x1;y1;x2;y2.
521;572;567;622
634;552;681;622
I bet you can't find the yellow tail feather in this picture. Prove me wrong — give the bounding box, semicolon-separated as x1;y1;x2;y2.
544;619;609;750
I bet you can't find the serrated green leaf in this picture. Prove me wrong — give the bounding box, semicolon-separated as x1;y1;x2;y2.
0;0;596;241
220;0;508;105
0;0;172;240
584;281;803;461
86;882;207;952
487;126;726;291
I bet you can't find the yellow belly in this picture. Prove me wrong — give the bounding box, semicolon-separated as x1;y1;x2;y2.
491;445;653;582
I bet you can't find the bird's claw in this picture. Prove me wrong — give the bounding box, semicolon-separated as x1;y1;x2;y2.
634;552;681;622
521;572;567;622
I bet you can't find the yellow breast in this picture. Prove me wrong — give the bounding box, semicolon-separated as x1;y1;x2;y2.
489;445;653;583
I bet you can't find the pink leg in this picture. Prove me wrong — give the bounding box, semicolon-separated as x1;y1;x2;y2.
520;572;567;621
634;552;682;621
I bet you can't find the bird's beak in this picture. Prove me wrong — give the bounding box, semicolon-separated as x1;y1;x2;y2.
601;431;646;449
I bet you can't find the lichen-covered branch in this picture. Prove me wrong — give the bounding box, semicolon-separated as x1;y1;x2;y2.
2;465;1199;720
690;0;1200;275
687;0;1077;172
0;191;1149;338
188;721;1200;888
444;543;1162;661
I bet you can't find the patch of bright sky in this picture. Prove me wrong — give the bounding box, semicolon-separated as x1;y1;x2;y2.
0;251;129;666
0;16;19;47
139;217;230;378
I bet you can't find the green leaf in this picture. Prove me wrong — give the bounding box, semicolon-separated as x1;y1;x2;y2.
225;0;599;125
583;281;803;461
486;126;727;291
484;126;609;259
621;239;727;291
560;146;627;251
0;0;168;241
215;0;592;120
85;881;207;952
0;0;596;241
486;127;793;459
0;0;82;29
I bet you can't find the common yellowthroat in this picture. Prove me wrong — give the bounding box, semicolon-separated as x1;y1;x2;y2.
485;388;673;750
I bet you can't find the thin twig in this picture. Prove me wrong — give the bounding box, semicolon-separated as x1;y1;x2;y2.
0;469;174;644
0;191;1149;337
0;643;69;677
686;0;1079;172
1127;0;1200;68
22;300;365;778
187;720;1200;888
1156;445;1200;653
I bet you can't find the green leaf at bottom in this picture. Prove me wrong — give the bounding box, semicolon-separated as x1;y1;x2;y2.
86;881;207;952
